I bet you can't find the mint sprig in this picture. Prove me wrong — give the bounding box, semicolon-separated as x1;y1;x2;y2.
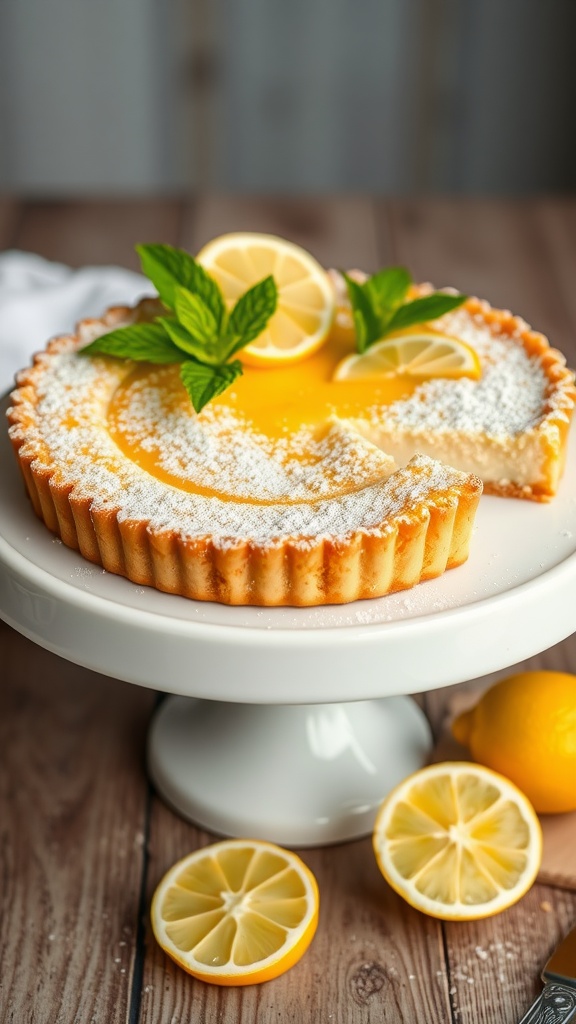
79;322;186;364
180;359;243;412
137;243;227;331
80;243;277;412
343;268;466;353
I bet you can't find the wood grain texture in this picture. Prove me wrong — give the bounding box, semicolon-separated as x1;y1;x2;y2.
443;885;576;1024
181;194;383;271
0;622;155;1024
13;200;184;270
0;198;23;247
1;198;575;1024
141;806;451;1024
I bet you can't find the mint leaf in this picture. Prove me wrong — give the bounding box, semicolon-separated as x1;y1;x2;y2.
344;265;467;353
343;273;381;352
158;317;219;365
174;286;219;349
180;359;243;413
224;275;278;357
365;267;411;317
352;308;369;353
136;244;198;308
79;323;184;363
385;293;467;334
136;243;226;328
181;258;227;332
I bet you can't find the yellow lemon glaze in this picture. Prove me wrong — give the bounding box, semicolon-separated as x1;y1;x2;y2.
220;334;417;433
107;332;417;498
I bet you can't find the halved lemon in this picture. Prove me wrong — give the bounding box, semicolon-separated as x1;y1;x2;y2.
151;839;319;986
333;330;481;382
197;233;335;366
372;762;542;921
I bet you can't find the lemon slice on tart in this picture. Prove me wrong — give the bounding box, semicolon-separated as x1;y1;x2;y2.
197;232;335;366
334;330;481;382
151;839;319;985
372;762;542;921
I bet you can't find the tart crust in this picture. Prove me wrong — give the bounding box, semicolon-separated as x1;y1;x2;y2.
10;441;482;606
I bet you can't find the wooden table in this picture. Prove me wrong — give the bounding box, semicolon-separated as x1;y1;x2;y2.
1;196;575;1024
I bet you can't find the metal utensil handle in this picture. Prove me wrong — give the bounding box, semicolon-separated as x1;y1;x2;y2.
519;983;576;1024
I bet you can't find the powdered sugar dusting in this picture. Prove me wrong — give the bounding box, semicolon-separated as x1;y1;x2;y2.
111;367;397;502
371;307;548;436
11;337;469;544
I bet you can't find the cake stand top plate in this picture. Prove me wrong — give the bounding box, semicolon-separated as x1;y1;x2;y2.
1;394;575;704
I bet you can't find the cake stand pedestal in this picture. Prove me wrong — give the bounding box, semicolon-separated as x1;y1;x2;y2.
147;696;431;845
2;404;575;844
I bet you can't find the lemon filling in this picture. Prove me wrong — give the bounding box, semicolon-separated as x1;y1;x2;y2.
106;336;418;503
107;365;400;505
106;298;551;504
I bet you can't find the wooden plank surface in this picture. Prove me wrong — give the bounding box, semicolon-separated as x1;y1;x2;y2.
181;195;383;270
1;198;575;1024
0;622;155;1024
0;198;22;245
14;199;184;270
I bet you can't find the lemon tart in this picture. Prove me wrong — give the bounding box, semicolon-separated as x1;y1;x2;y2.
7;264;573;607
7;295;485;606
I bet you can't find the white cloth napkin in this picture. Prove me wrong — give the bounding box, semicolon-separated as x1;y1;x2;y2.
0;250;151;394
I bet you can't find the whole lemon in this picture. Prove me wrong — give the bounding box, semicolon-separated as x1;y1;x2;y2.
452;671;576;814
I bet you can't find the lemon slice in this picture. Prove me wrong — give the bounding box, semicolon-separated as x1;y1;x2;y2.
151;839;319;985
197;232;335;366
372;763;542;921
334;330;481;382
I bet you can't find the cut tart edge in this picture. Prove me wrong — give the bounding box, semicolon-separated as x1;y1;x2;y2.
331;272;576;503
455;296;575;501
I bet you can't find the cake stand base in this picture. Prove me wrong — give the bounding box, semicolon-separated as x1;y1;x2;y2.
147;695;432;846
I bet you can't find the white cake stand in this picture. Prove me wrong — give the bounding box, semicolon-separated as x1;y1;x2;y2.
1;398;575;844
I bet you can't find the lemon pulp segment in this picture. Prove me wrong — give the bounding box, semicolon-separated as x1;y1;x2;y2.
334;331;481;382
151;840;319;985
373;763;542;921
